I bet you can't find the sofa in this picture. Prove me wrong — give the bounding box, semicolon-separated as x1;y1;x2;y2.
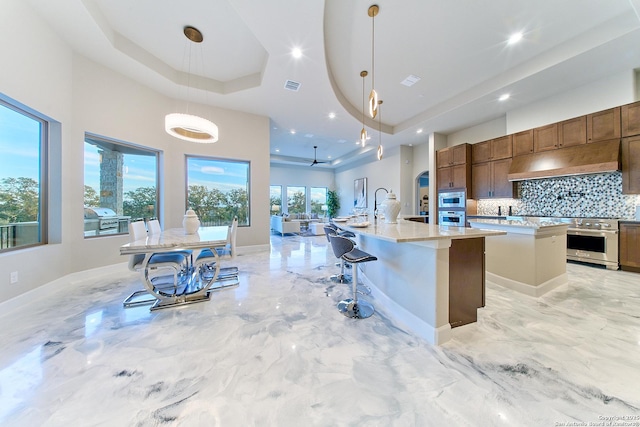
270;215;300;236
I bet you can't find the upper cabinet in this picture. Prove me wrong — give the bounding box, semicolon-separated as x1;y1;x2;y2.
436;144;471;190
587;107;621;142
513;130;534;157
533;123;559;152
622;135;640;194
472;135;512;164
437;144;469;168
558;116;587;148
622;101;640;137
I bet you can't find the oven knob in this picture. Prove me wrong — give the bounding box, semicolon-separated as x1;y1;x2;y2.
584;222;591;227
602;223;611;228
594;223;602;229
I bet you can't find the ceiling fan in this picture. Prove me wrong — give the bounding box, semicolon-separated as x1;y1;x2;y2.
310;145;329;166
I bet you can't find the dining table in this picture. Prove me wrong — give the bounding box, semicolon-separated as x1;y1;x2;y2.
120;226;229;310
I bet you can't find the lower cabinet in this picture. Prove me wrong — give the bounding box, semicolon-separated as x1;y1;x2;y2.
620;221;640;272
471;158;515;199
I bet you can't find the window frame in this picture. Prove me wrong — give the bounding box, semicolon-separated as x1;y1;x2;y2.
185;155;251;227
0;97;48;252
83;132;160;238
286;185;307;214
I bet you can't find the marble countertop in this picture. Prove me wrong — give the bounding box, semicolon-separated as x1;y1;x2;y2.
339;220;504;243
120;226;228;254
468;218;569;236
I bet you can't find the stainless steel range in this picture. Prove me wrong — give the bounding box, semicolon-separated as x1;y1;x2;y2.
564;217;619;270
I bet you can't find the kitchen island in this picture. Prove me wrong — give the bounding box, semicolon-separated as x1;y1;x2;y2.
338;220;504;345
468;218;569;297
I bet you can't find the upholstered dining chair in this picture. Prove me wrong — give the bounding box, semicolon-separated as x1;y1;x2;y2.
123;220;189;307
193;216;239;288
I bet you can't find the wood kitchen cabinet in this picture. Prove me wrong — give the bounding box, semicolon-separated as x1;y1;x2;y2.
558;116;587;148
437;143;469;168
437;163;471;190
587;107;621;142
513;130;534;156
436;144;471;190
471;158;515;199
622;135;640;194
449;237;485;327
533;123;559;152
620;221;640;272
622;100;640;137
472;135;512;164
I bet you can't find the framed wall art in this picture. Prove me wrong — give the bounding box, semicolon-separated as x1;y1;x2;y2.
354;177;367;208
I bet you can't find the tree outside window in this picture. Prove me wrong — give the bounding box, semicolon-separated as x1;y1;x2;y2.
270;185;282;215
287;186;306;214
186;156;250;226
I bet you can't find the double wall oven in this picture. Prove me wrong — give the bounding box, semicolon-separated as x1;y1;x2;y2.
437;190;466;226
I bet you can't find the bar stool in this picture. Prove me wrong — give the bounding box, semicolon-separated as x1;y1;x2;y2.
324;226;351;283
328;234;376;319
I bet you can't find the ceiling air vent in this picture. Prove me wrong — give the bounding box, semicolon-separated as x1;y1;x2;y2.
284;80;301;91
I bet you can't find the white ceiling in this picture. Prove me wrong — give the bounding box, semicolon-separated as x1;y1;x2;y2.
25;0;640;168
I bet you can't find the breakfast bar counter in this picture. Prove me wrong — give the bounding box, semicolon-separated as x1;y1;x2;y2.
337;220;504;345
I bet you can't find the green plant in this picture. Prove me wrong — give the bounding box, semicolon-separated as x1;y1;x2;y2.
327;190;340;218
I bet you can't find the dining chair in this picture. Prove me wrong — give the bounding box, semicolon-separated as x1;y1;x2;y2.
194;216;239;289
123;220;190;307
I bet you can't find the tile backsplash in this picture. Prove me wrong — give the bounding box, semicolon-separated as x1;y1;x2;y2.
476;172;640;218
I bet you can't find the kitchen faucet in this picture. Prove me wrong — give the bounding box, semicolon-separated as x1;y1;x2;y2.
374;187;389;220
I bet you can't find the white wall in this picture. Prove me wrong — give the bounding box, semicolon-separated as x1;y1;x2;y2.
334;147;403;217
0;1;271;303
447;116;507;146
506;70;636;133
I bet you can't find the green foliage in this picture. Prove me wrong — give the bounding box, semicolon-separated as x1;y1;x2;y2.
287;191;306;214
0;177;40;224
327;190;339;218
123;186;156;220
188;185;248;226
84;185;100;207
269;195;281;214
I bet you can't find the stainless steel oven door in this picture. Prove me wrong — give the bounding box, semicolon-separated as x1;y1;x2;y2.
438;211;465;227
566;228;619;269
438;191;465;209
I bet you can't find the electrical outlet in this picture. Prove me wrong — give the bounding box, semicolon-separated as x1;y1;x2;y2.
10;271;18;284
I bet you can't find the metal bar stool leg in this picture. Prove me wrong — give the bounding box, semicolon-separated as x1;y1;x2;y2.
337;261;375;319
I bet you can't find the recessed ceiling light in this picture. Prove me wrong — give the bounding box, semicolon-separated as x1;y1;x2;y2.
328;112;336;119
508;32;523;45
499;93;510;101
416;129;423;134
337;139;346;143
290;129;296;134
304;133;314;138
328;156;332;159
291;47;302;58
275;149;280;152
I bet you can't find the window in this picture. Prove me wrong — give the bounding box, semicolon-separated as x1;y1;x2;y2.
287;186;306;214
270;185;282;215
310;187;328;216
186;156;250;226
84;134;159;237
0;99;47;252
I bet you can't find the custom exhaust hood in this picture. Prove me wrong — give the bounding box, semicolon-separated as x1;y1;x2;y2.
507;139;620;181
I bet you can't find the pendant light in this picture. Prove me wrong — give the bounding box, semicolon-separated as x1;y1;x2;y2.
165;26;219;143
360;70;368;147
368;4;380;119
377;99;383;160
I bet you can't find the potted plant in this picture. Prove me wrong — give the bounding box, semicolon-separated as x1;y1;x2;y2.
327;190;340;219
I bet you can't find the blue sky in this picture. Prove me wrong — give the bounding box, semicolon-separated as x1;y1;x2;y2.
0;104;41;182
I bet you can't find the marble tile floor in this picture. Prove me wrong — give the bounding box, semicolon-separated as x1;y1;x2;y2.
1;234;639;426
